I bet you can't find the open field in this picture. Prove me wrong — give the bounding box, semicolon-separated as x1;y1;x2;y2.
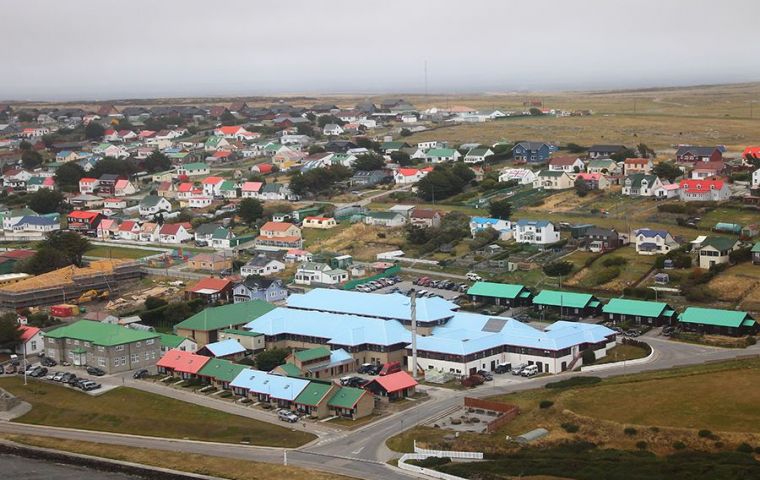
0;377;314;447
698;207;760;230
591;342;650;365
2;434;350;480
706;262;760;304
306;222;406;261
85;246;161;259
565;246;656;292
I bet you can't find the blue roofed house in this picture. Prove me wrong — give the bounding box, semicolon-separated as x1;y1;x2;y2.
511;142;556;163
514;220;560;245
198;338;247;361
275;347;355;379
469;217;513;240
634;228;679;255
233;277;288;304
9;214;60;237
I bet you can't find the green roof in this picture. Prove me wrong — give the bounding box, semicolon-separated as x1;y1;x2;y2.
587;159;616;168
294;347;331;363
625;173;658;189
679;307;754;328
426;148;457;157
45;320;158;347
381;141;407;150
699;236;738;252
532;290;596;309
602;298;668;318
278;362;302;377
752;242;760;253
222;328;262;338
294;382;333;406
182;162;209;171
197;358;246;382
328;387;366;409
366;211;402;220
538;170;567;177
175;301;276;332
158;333;189;349
467;148;491;157
219;180;236;191
467;282;526;299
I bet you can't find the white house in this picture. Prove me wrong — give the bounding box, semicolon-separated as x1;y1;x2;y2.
622;174;664;197
678;179;731;202
514;220;560;245
696;236;740;270
201;176;225;196
548;156;585;173
532;170;575;190
634;228;679;255
16;325;44;356
139;196;172;217
159;223;193;244
464;148;494;164
114;179;137;197
498;168;537;185
425;148;461;163
323;124;344;136
393;167;433;185
363;212;407;227
240;256;286;277
753;168;760;189
187;196;213;209
469;217;513;240
294;262;348;286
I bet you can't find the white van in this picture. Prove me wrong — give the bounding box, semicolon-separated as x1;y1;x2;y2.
521;365;539;377
466;272;482;282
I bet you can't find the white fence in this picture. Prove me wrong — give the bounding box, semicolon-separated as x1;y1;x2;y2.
396;442;483;480
580;344;655;373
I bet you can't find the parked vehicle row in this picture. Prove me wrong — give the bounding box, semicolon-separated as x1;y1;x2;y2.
413;277;469;293
340;376;369;388
511;364;539;377
43;369;102;390
355;276;401;293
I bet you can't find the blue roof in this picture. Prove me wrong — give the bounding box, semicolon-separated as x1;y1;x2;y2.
204;338;246;357
471;217;500;225
637;228;668;238
286;288;458;323
329;348;352;363
243;307;412;347
515;219;551;228
16;215;58;226
230;368;310;401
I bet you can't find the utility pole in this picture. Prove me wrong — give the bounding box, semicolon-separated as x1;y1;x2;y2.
410;289;418;380
424;60;428;97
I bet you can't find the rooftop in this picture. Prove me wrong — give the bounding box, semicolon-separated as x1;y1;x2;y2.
175;301;275;332
45;320;158;347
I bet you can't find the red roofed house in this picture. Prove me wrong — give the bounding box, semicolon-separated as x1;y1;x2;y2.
302;216;337;229
241;181;263;198
255;222;303;249
79;177;99;194
96;218;118;240
157;181;176;198
623;158;653;176
185;276;233;303
156;349;210;379
114;178;137;196
410;209;442;228
176;182;195;199
118;220;141;241
201;176;225;196
67;210;103;234
393;167;433;185
575;172;611;190
16;324;44;356
366;371;418;401
213;125;250;140
548;156;585;173
679;179;730;202
159;222;193;244
691;162;727;180
104;198;127;210
251;163;274;175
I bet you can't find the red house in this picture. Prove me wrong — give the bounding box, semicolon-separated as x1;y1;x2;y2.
67;210;103;234
156;349;210;378
676;146;722;164
185;277;233;304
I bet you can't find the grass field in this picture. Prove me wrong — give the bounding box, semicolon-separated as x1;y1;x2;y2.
697;207;760;231
590;343;650;365
3;434;350;480
565;247;656;292
0;377;314;447
85;246;161;259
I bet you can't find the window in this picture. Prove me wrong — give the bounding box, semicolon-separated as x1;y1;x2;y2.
113;358;120;367
30;341;37;350
98;357;106;367
84;342;91;347
136;342;141;348
145;352;150;360
146;339;154;345
131;354;139;363
73;340;80;345
66;339;71;345
115;345;124;351
98;346;105;352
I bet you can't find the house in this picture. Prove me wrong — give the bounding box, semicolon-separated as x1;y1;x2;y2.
381;141;409;153
201;176;225;196
623;158;653;176
97;174;123;195
10;215;61;235
103;198;127;210
587;145;626;159
196;357;247;390
302;216;337;229
365;371;417;401
258;183;297;201
676;146;722;164
78;177;99;194
497;168;536;185
3;169;33;190
294;262;348;286
185;277;234;304
322;124;344;136
467;282;532;307
188;253;232;272
210;227;240;249
691;161;726;180
139;195;172;217
174;301;275;346
363;211;407;228
255;222;303;249
66;210;102;234
194;223;220;244
205;136;231;152
752;168;760;189
218;329;265;354
118;220;141;241
410;209;442;228
156;349;210;379
285;249;313;263
176;162;210;177
114;178;137;197
469;217;513;240
218;180;239;199
233;277;288;303
175;182;196;200
198;338;247;361
328;386;375;420
159;223;193;244
514;220;560;245
511;142;554;163
752;242;760;264
213;125;251;140
187;196;213;209
634;228;679;255
240;255;286;277
158;333;197;354
579;227;620;252
532;290;603;318
586;159;621;176
139;222;160;242
602;298;677;327
679;179;731;202
575;172;611;190
425;148;461;163
16;325;44;356
44;320;160;374
95;218;118;240
26;176;56;192
678;307;756;337
464;147;494;164
532;170;574;190
622;173;664;197
548;156;584;173
393;167;433;185
696;236;740;269
241;181;263;198
282;347;355;380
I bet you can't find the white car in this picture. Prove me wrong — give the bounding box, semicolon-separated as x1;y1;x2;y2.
466;272;482;282
277;409;299;423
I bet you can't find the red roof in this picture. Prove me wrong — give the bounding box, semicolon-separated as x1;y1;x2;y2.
0;249;35;260
68;210;100;220
397;167;432;177
118;220;137;231
177;182;193;192
260;221;295;232
743;146;760;158
213;150;232;158
216;126;243;135
201;176;224;184
624;158;650;165
254;164;274;174
411;209;440;219
576;172;601;180
370;371;418;393
692;161;724;171
79;177;98;183
157;349;210;374
241;181;263;192
679;179;725;193
187;277;232;294
548;156;579;166
160;223;188;235
19;325;41;343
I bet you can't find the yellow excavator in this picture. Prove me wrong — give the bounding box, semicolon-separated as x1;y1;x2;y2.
72;290;110;305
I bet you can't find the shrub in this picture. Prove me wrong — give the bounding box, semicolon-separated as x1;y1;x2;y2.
714;441;724;449
746;336;757;346
561;423;579;433
601;256;628;267
409;457;452;468
545;376;602;389
673;441;687;450
698;429;713;438
649;426;660;433
539;400;554;409
636;441;648;450
543;261;574;277
624;427;638;436
737;443;754;453
581;349;596;365
590;266;621;286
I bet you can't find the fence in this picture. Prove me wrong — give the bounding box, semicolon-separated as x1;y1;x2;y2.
342;265;400;290
580;343;656;373
464;397;520;432
396;442;483;480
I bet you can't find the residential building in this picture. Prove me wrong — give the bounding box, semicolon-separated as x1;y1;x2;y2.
280;347;355;380
575;172;610;190
210;227;239;249
623;158;653;176
634;228;679;255
622;173;663;197
294;262;348;286
548;156;584;173
752;168;760;189
157;349;210;379
393;167;433;185
185;277;233;304
240;255;286;277
233;277;288;303
691;162;726;179
158;333;197;354
469;217;513;240
302;216;337;229
78;177;99;194
409;209;442;228
16;325;44;356
188;253;232;272
514;220;560;245
424;148;461;163
255;221;303;249
323;124;344;136
66;210;102;234
350;170;391;187
676;146;722;164
159;223;193;244
602;298;677;326
498;168;537;185
532;290;603;319
753;242;760;265
139;195;172;217
114;179;137;197
696;236;740;269
176;162;210;177
532;170;574;190
511;142;554;163
174;301;275;346
464;147;494;164
363;211;406;228
365;371;418;401
586;159;621;176
198;338;247;361
678;179;731;202
579;227;620;252
678;307;756;336
467;282;532;307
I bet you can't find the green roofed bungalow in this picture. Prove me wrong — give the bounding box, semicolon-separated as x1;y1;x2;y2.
752;242;760;265
328;386;374;420
532;290;602;319
158;333;195;352
678;307;757;337
273;362;302;377
197;358;247;388
467;282;532;307
294;381;337;418
294;347;331;364
174;300;275;347
602;298;677;327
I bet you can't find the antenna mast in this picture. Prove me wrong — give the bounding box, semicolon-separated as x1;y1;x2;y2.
410;289;418;380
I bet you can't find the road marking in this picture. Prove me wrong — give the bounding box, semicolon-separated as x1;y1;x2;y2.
351;446;365;454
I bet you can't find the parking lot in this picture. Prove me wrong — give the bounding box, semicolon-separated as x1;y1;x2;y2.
368;279;467;301
1;359;120;396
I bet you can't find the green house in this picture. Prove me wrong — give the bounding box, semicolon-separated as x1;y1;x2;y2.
602;298;677;326
467;282;532;307
678;307;757;337
532;290;603;318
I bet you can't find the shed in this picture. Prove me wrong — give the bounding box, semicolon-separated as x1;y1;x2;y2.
515;428;549;444
714;222;742;234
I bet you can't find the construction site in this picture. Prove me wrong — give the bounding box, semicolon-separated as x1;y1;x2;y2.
0;259;144;309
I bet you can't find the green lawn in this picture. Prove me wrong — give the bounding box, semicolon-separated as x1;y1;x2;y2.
0;377;314;447
86;246;162;259
591;343;650;365
568;246;656;291
698;206;760;230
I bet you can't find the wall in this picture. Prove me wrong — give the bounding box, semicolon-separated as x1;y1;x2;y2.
464;397;520;432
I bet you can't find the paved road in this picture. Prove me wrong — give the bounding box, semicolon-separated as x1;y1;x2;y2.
0;454;141;480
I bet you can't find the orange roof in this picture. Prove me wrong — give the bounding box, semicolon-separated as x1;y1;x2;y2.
79;177;98;183
370;371;418;393
68;210;100;219
19;325;41;342
201;176;224;184
743;146;760;158
624;158;650;165
217;126;244;135
679;179;725;193
260;221;295;232
157;349;210;374
257;235;301;243
187;277;232;294
177;182;193;192
119;220;137;231
241;181;263;192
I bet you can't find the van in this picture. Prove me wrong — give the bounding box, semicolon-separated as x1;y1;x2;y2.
521;365;539;377
466;272;482;282
379;361;401;376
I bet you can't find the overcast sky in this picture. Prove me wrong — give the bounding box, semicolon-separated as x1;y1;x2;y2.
1;0;759;100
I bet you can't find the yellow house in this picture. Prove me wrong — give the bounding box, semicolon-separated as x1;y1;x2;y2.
302;216;337;229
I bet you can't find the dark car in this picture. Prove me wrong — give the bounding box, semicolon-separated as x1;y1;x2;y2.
61;372;77;384
41;357;57;367
86;366;105;376
494;364;511;374
477;370;494;381
31;367;48;378
133;369;149;379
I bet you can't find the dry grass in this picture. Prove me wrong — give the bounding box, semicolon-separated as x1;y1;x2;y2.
2;434;351;480
308;223;406;261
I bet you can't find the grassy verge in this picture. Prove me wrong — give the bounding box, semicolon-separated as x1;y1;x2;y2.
2;434;351;480
591;343;650;365
328;413;382;429
86;246;161;259
0;377;314;447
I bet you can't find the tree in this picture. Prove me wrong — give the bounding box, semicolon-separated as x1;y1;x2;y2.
0;312;22;348
308;145;325;155
637;143;655;158
39;231;91;268
317;115;344;128
405;225;432;245
54;162;86;191
652;161;682;182
255;348;289;371
289;165;352;197
239;198;264;224
353;153;385;171
143;150;172;173
417;164;474;202
566;143;587;154
164;301;193;325
21;150;43;169
144;296;168;310
91;156;137;178
610;148;636;162
469;228;499;251
355;137;380;151
16;246;69;275
85;121;106;140
27;189;64;214
488;199;512;220
18;140;32;151
399;128;412;137
529;107;544;116
543;261;574;277
390;150;412;166
575;177;590;197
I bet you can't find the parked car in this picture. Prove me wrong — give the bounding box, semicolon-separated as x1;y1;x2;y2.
61;372;77;384
86;366;105;376
624;329;641;337
476;370;494;381
133;369;149;379
277;409;299;423
30;367;48;378
521;365;539;377
80;380;102;391
46;371;61;380
494;363;511;374
379;361;401;376
357;363;374;374
3;364;16;374
511;364;527;375
41;357;57;367
466;272;482;282
52;371;66;382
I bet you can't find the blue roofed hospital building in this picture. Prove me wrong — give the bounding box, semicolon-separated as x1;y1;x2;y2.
241;288;616;376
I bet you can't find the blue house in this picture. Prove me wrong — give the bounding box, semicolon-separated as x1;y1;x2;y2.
233;277;288;304
512;142;556;163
